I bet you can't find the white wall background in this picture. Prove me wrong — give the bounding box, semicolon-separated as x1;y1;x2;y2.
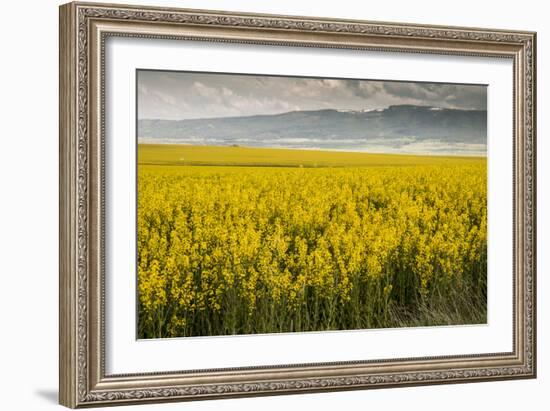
0;0;546;409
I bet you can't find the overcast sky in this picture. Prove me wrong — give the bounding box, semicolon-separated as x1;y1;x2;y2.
137;70;487;121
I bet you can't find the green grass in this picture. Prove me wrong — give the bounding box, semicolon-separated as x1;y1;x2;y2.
138;143;486;168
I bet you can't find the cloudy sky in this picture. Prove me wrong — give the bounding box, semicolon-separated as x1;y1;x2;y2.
137;70;487;121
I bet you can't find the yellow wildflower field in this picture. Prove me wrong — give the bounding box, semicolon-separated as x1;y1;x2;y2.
137;144;487;338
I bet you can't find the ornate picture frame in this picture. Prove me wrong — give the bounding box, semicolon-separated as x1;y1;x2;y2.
59;1;536;408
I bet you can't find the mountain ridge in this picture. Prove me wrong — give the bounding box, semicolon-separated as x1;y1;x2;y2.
138;104;487;155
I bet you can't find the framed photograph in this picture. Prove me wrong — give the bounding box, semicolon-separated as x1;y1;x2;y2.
59;1;536;408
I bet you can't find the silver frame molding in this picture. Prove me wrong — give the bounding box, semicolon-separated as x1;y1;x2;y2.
59;2;536;408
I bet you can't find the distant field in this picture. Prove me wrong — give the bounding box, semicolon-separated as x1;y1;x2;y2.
137;143;487;338
137;143;485;168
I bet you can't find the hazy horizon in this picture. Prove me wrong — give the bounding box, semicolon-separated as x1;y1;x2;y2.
137;70;487;156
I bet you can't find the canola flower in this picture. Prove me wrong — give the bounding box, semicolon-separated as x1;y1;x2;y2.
137;152;487;338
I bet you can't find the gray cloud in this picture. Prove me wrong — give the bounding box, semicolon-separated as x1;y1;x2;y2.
137;70;486;120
